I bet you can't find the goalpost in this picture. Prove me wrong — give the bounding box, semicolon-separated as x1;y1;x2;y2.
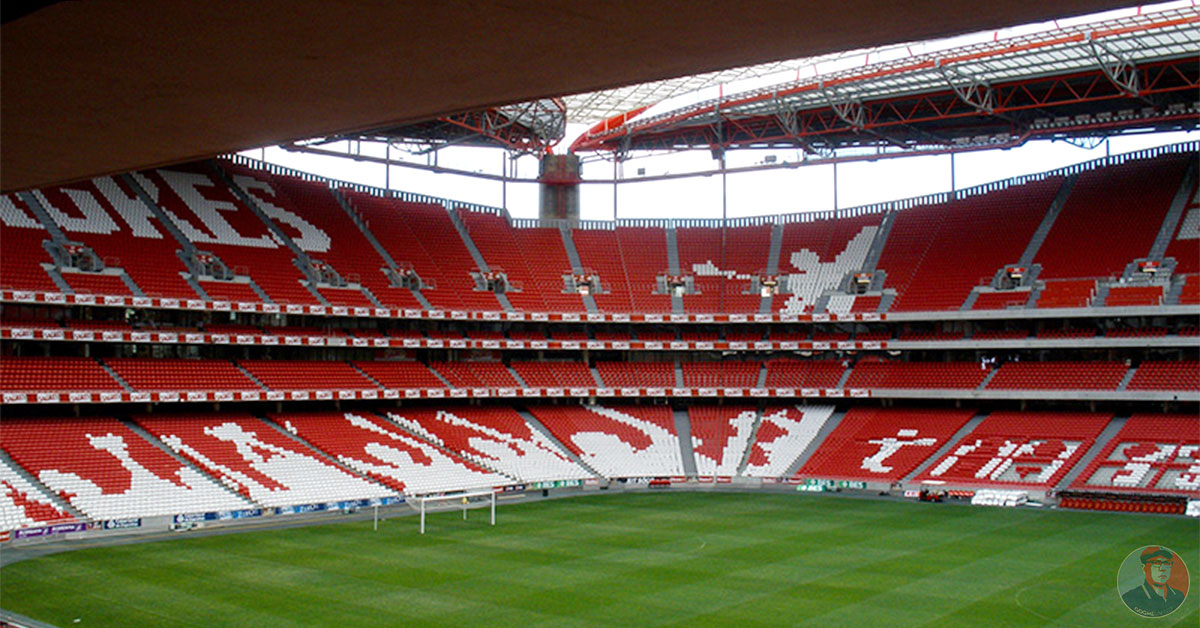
417;490;497;534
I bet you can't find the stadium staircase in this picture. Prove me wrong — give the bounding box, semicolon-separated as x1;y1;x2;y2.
664;224;684;314
781;408;846;477
672;407;698;477
589;365;605;387
674;362;685;388
900;412;989;485
15;190;70;244
446;207;513;312
1055;414;1127;490
515;408;603;478
1116;367;1136;391
735;409;765;475
859;210;896;276
556;224;599;314
505;365;529;388
1147;159;1198;261
98;362;134;392
761;222;784;314
1017;174;1077;268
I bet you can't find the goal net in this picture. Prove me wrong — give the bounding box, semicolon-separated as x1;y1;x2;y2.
414;490;497;534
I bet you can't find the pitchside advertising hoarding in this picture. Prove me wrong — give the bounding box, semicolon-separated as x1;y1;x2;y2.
14;522;89;539
273;496;403;516
797;479;869;492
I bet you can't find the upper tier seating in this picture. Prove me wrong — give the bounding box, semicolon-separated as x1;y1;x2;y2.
0;457;74;532
572;228;633;313
529;405;684;478
2;417;250;520
135;414;393;506
0;194;59;292
971;291;1031;310
387;406;590;483
678;225;768;314
1035;154;1189;281
844;359;989;390
512;226;587;312
1164;175;1198;274
798;408;975;482
596;361;675;388
106;359;261;393
275;411;504;495
237;360;377;391
743;405;836;478
1036;279;1096;308
688;406;756;476
778;213;881;314
916;411;1112;488
197;279;263;303
0;357;122;393
986;361;1128;390
138;166;320;305
62;272;133;296
458;209;547;312
883;177;1062;312
681;361;761;388
1070;414;1199;495
229;166;421;309
34;178;199;300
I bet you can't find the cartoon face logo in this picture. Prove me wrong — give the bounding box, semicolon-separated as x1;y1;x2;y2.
1118;545;1189;618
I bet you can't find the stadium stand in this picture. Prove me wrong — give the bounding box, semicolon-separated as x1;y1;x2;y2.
681;361;760;388
743;405;836;478
1070;413;1199;495
135;413;393;506
764;359;847;389
2;417;251;520
844;358;990;390
510;361;596;387
0;356;122;394
0;194;60;292
353;361;446;389
777;213;881;314
237;360;378;391
1125;361;1199;391
106;359;261;394
688;406;756;476
386;406;591;483
277;411;505;495
0;457;74;531
986;360;1128;390
596;361;675;388
915;411;1112;488
529;405;685;478
798;408;976;483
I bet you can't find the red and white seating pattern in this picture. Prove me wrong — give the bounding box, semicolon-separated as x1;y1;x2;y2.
2;417;250;520
779;214;880;314
798;408;974;482
743;405;835;478
0;457;74;531
1071;414;1199;495
387;406;590;483
530;405;684;478
277;411;504;496
916;411;1111;487
688;406;756;476
137;414;392;507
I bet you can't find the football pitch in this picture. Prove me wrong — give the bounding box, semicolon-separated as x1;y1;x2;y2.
2;492;1196;627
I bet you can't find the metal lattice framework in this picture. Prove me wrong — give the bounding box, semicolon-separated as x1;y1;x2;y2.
570;8;1200;157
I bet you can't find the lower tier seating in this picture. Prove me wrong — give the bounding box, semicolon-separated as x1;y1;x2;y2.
134;414;393;507
1;417;250;520
386;406;590;484
798;408;975;482
0;457;74;532
1070;414;1199;495
275;411;505;496
915;411;1112;488
529;405;684;478
688;406;756;476
743;405;836;478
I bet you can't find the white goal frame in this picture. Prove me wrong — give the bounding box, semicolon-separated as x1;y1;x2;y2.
417;490;497;534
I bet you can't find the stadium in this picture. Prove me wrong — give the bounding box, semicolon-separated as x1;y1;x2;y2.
1;1;1198;626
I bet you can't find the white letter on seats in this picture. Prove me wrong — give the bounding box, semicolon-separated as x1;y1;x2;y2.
159;171;275;248
0;195;41;229
92;177;162;239
234;176;331;253
34;189;119;234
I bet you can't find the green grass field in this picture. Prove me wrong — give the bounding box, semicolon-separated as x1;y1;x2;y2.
2;492;1196;627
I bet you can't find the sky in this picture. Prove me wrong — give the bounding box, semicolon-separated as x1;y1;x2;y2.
242;130;1196;222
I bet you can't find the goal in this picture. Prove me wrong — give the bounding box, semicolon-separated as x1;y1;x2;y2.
416;490;497;534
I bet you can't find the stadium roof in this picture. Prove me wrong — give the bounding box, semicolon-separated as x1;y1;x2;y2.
2;0;1137;192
